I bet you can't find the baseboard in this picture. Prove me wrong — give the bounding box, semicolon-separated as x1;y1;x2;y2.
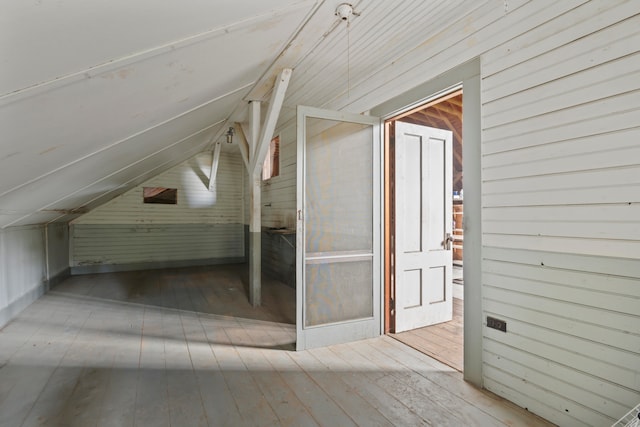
70;257;246;275
0;267;73;329
0;283;47;329
46;268;71;290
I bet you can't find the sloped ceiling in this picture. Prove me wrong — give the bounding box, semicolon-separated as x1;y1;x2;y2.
0;0;319;228
1;0;483;229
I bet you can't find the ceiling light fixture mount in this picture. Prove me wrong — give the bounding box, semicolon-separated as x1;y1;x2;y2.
335;3;359;21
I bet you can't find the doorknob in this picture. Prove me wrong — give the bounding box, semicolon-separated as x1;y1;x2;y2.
444;233;454;250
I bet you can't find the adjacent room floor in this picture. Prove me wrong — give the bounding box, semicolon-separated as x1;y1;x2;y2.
0;265;552;426
391;297;464;372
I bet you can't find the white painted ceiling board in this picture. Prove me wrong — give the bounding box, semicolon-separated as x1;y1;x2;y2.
1;0;494;228
1;9;308;193
5;212;68;228
1;1;316;228
278;0;471;129
49;135;215;212
0;95;235;212
5;137;213;228
0;213;28;228
0;126;220;228
287;0;498;123
0;0;315;95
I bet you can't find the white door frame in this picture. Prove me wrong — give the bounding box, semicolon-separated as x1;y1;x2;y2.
371;59;482;386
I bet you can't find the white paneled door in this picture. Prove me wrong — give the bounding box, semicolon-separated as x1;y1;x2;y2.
394;122;453;333
296;106;381;350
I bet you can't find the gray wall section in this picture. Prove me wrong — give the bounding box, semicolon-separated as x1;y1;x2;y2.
46;222;70;285
0;226;45;328
262;230;295;288
0;225;60;327
0;225;69;328
71;223;245;274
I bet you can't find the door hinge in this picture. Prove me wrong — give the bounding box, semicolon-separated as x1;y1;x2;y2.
390;297;395;314
298;209;303;220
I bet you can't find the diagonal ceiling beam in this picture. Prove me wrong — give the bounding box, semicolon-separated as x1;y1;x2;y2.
250;68;292;176
248;100;261;160
234;122;251;172
207;141;223;190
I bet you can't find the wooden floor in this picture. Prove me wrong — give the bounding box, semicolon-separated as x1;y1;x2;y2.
391;297;464;372
0;265;553;427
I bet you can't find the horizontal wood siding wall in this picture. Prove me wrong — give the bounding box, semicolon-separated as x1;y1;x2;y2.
261;124;297;229
71;151;245;268
481;2;640;425
71;223;244;266
73;151;243;225
263;1;639;425
260;125;296;286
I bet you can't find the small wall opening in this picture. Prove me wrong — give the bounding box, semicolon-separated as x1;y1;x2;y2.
143;187;177;204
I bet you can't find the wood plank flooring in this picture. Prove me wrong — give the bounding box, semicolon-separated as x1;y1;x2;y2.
391;297;464;371
0;265;553;427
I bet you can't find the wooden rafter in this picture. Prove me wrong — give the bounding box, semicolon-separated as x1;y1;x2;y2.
393;89;462;121
235;122;250;171
207;141;223;190
251;69;292;175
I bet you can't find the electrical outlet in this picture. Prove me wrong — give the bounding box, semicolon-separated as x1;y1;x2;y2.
487;316;507;332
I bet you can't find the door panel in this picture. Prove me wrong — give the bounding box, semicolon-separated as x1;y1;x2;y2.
304;258;373;326
428;266;446;304
395;122;453;333
402;133;423;252
426;137;447;250
404;269;423;307
296;106;381;350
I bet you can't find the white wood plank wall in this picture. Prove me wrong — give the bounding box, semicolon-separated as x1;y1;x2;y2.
480;2;640;425
261;124;297;229
71;151;245;267
264;1;639;425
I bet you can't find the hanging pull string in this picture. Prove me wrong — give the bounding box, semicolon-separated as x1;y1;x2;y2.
347;14;351;100
335;3;360;100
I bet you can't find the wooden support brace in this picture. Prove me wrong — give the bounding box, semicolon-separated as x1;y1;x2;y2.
207;142;223;191
234;123;250;172
251;68;292;175
248;101;261;162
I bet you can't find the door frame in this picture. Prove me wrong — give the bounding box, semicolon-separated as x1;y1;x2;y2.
371;59;482;386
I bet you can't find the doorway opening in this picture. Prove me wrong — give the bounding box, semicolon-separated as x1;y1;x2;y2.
384;88;464;371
